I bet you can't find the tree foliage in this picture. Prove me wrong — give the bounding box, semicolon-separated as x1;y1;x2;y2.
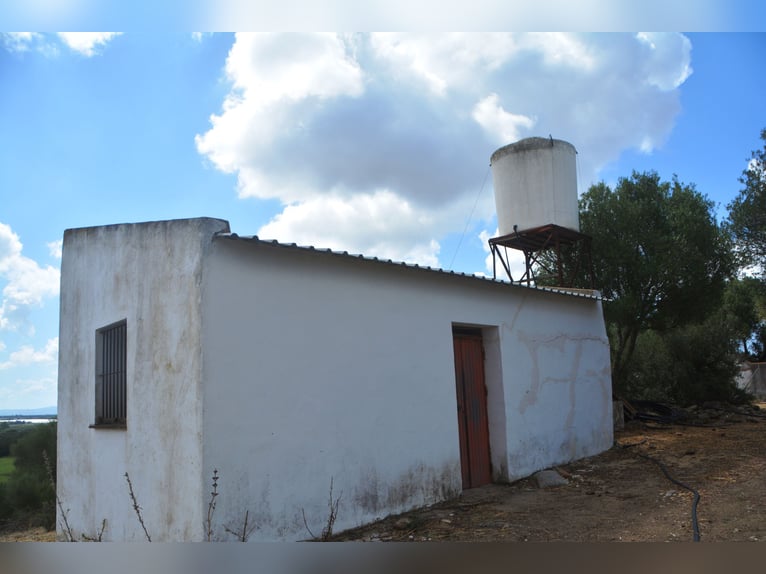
0;422;56;529
10;422;56;479
0;423;36;458
579;171;733;393
723;277;766;361
728;128;766;276
623;312;746;406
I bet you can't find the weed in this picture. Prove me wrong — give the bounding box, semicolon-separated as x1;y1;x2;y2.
301;477;342;541
124;472;151;542
205;469;219;541
224;509;256;542
43;449;74;542
81;519;107;542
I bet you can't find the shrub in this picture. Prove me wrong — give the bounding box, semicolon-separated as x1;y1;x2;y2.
623;312;747;406
0;422;57;529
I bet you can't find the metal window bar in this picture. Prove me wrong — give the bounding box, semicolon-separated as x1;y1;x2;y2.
99;322;126;424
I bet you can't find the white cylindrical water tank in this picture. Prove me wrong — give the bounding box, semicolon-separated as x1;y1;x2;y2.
490;137;579;235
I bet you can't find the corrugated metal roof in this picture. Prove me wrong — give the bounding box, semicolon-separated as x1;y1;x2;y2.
214;232;603;301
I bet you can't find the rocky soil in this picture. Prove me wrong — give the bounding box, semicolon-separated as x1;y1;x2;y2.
334;402;766;542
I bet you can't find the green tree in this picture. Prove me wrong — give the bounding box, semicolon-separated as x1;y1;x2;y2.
723;277;766;361
10;422;56;479
624;311;745;405
578;171;733;394
728;128;766;276
0;422;57;529
0;423;35;458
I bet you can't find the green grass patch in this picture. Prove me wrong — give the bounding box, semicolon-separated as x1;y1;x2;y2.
0;456;15;484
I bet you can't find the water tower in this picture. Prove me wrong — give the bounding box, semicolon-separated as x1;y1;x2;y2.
487;136;594;288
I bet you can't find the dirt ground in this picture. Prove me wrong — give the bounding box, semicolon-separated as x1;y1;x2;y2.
3;403;765;543
334;403;766;543
0;526;56;542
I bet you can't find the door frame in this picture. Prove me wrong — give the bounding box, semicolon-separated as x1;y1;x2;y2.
452;326;493;489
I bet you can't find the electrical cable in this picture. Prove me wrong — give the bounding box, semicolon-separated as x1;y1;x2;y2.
616;439;701;542
448;164;491;270
617;401;765;542
636;451;701;542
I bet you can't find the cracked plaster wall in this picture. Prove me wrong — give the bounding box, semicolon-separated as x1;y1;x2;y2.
201;236;612;541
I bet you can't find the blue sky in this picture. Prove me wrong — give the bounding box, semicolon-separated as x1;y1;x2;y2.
0;31;764;410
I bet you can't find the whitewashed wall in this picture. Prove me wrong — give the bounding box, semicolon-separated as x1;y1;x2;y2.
201;237;612;541
737;362;766;399
59;218;612;542
57;218;229;541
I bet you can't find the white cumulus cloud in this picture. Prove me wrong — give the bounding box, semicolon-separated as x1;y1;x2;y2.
57;32;122;56
522;33;597;71
2;32;121;57
259;190;443;266
0;223;60;332
369;33;518;96
478;228;527;280
636;32;692;91
0;337;58;370
473;93;536;145
47;239;63;260
0;32;41;52
197;33;693;267
196;33;365;203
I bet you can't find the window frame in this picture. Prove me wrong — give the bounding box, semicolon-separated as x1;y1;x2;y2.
92;319;127;429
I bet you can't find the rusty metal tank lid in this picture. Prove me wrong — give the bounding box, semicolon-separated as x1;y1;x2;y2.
490;137;576;164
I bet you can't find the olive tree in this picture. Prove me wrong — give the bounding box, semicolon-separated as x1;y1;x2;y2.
728;128;766;276
578;171;733;394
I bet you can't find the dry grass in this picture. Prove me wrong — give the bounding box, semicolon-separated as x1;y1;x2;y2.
0;526;56;542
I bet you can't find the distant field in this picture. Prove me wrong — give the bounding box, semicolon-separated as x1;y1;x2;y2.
0;456;14;484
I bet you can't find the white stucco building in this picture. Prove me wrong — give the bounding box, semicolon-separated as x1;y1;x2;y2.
57;216;613;542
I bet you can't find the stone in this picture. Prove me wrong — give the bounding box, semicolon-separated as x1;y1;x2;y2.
531;469;569;488
393;517;412;530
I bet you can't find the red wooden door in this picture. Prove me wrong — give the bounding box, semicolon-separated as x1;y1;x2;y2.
453;331;492;489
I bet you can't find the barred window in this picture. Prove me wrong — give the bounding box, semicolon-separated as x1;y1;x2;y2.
94;320;127;427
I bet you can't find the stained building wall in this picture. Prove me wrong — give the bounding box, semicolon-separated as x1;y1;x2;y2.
57;218;230;541
201;235;613;541
58;218;613;542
